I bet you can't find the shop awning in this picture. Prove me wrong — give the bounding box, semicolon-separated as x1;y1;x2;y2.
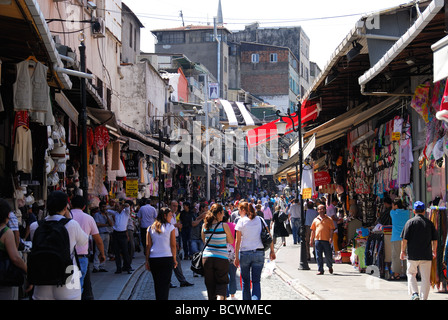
55;92;79;126
87;107;122;135
358;0;444;87
274;95;400;178
246;100;320;149
218;99;262;130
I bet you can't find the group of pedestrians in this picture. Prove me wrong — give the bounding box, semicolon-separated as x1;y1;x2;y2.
143;194;281;301
303;195;437;301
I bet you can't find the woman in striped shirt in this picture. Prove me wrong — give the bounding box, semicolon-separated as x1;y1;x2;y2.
201;204;234;300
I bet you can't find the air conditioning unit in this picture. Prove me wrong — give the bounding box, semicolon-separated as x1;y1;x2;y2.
92;17;105;38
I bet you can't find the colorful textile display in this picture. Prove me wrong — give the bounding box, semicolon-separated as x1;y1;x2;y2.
411;82;431;123
429;206;447;290
94;125;110;150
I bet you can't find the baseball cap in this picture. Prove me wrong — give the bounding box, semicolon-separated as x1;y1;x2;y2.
413;201;425;211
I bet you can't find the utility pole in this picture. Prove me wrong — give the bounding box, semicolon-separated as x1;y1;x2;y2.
79;33;88;202
179;10;185;27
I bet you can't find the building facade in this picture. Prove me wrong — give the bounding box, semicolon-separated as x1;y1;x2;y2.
239;42;300;113
229;24;312;101
152;25;231;100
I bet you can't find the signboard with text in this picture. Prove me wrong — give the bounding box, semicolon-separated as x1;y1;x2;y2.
126;179;138;198
314;171;332;186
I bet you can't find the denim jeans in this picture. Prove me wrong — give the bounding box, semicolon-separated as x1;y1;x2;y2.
94;233;109;270
239;250;265;300
291;218;301;244
78;256;89;292
190;239;203;255
227;262;238;296
315;240;333;273
181;227;192;257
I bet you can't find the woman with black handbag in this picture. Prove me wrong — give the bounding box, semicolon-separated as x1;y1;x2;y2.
0;199;27;300
234;202;275;300
201;204;234;300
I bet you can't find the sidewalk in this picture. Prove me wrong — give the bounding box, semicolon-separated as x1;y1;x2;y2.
90;250;147;300
90;237;448;300
273;239;448;300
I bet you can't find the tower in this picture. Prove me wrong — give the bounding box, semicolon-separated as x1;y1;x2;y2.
216;0;223;26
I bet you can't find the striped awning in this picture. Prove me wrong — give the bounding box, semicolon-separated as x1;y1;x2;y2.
218;99;262;131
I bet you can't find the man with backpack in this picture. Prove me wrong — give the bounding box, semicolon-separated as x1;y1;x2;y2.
28;191;88;300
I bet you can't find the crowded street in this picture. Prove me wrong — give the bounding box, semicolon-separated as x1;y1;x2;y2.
2;0;448;305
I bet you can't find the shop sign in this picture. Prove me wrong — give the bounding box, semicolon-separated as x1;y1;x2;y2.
209;83;219;99
161;161;169;174
391;132;401;141
126;179;138;198
165;178;172;188
302;188;312;199
314;171;331;186
125;159;139;179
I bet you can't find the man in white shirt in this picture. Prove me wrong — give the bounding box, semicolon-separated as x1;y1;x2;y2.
109;200;132;274
288;199;302;244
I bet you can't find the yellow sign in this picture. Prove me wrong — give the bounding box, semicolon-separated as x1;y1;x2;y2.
126;179;138;198
391;132;401;141
302;188;312;199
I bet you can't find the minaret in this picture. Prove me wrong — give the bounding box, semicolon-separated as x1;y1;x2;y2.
216;0;223;26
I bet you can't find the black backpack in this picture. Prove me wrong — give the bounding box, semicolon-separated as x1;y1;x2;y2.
27;218;74;286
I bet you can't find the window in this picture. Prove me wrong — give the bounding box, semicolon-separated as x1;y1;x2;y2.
201;32;215;42
157;32;185;44
129;23;133;48
251;53;259;63
270;53;278;62
106;88;112;111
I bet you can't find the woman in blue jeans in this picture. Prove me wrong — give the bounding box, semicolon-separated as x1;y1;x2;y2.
234;202;276;300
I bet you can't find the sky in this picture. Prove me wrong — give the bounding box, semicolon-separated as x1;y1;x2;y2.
123;0;410;69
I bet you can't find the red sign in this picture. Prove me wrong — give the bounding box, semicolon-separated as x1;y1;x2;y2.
314;171;331;186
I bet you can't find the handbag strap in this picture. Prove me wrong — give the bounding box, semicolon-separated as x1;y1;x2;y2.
0;227;8;238
259;216;267;230
202;221;222;252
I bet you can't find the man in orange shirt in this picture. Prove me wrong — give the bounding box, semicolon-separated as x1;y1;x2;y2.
310;204;335;275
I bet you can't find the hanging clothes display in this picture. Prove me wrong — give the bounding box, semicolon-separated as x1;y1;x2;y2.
13;58;51;113
365;232;386;277
301;161;314;199
94;125;110;150
347;135;376;226
411;81;432;124
429;206;447;291
13;124;32;173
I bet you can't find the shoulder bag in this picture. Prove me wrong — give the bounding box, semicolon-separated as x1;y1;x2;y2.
191;222;221;276
0;228;25;287
259;217;273;251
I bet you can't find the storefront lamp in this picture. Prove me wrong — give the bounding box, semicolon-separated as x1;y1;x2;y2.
275;101;310;271
275;119;288;136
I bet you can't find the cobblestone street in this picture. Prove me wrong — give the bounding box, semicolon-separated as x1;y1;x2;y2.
129;242;306;300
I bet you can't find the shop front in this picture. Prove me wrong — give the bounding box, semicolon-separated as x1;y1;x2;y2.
0;0;77;224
